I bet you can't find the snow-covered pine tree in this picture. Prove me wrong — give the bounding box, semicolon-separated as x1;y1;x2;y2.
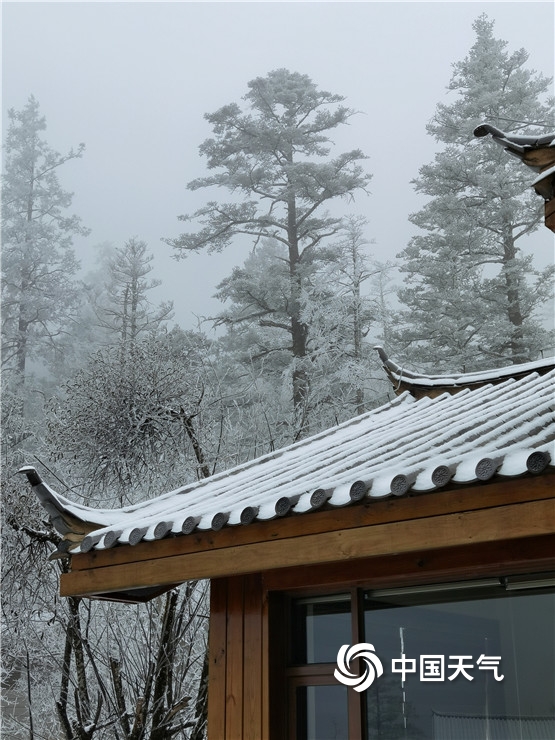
95;237;174;347
166;69;371;437
1;96;88;391
302;216;385;420
213;217;388;442
395;14;555;372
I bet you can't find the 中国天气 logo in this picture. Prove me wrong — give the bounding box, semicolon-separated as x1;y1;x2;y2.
334;643;384;692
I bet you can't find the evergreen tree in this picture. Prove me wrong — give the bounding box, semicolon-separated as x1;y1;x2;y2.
395;15;554;371
214;238;311;444
1;96;88;390
309;216;379;417
167;69;371;437
214;217;390;438
95;237;174;347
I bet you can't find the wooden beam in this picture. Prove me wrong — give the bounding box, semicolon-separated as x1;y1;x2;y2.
545;198;555;232
243;574;264;740
261;586;270;740
60;498;555;597
69;474;555;572
262;534;555;593
522;148;555;169
207;575;267;740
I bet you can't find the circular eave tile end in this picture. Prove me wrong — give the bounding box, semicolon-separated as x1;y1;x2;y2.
390;474;410;497
431;465;454;488
211;512;229;531
153;521;172;540
240;506;259;525
310;488;331;509
275;496;299;517
475;457;501;481
526;450;551;474
349;480;368;502
103;530;122;549
182;516;200;535
129;527;147;546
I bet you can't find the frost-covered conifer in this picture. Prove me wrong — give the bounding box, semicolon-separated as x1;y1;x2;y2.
1;96;88;389
95;237;173;347
395;15;554;371
167;69;371;436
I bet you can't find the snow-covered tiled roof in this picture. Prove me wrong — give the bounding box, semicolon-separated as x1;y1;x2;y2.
473;123;555;167
375;346;555;394
20;359;555;556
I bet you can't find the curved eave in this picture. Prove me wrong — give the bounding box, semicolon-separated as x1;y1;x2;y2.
473;124;555;171
19;448;555;562
18;466;118;559
375;346;555;398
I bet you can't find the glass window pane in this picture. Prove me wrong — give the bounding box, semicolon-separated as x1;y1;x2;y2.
363;585;555;740
292;594;352;664
296;684;349;740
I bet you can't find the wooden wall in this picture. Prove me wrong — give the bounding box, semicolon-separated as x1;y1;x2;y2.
208;573;269;740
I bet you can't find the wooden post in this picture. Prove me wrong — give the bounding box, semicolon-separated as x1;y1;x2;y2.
207;574;267;740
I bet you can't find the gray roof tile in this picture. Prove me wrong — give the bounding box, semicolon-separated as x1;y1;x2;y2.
20;359;555;555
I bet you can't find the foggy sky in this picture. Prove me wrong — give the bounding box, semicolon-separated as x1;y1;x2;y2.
3;1;554;329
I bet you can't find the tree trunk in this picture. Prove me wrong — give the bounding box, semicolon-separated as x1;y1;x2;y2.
16;161;35;390
352;268;365;416
287;193;310;438
26;650;35;740
181;411;211;480
130;275;139;343
68;597;91;724
150;590;178;740
56;627;73;739
189;651;208;740
502;230;526;364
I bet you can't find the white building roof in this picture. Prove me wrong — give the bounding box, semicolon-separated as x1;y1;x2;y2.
432;712;555;740
20;359;555;556
375;346;555;390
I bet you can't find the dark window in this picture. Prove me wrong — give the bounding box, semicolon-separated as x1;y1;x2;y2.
295;684;349;740
288;575;555;739
291;594;352;665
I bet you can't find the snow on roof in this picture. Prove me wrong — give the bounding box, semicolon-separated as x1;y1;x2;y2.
473;124;555;158
375;346;555;390
20;360;555;556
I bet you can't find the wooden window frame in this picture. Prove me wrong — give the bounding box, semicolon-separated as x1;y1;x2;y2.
285;587;366;738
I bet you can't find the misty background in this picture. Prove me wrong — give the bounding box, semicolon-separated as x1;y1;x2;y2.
4;1;554;327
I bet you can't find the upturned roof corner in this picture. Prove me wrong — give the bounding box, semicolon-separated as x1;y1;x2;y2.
474;123;555;231
18;466;107;559
374;346;555;399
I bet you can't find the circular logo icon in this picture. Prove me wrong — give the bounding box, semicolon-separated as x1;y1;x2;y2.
334;643;384;692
